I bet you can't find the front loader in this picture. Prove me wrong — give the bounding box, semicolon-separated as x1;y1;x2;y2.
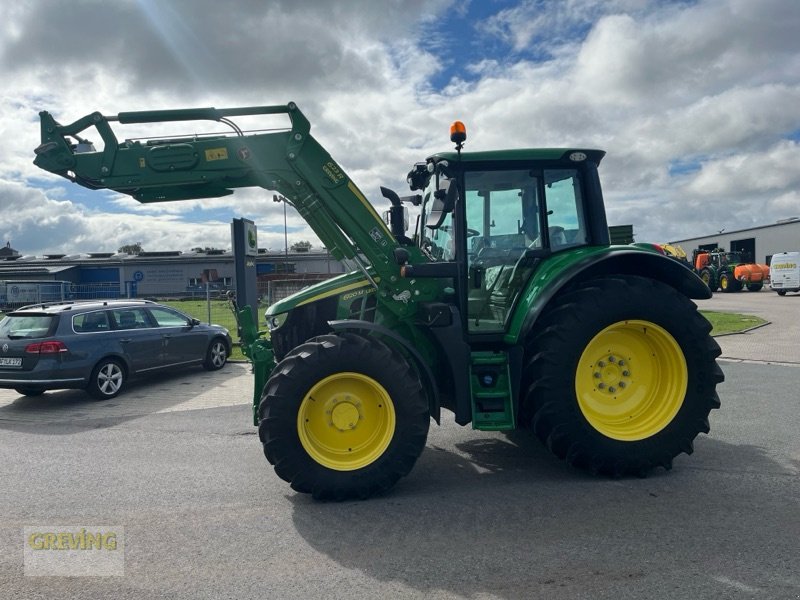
34;103;723;500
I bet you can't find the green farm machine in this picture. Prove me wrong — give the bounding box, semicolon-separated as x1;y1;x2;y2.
34;103;723;499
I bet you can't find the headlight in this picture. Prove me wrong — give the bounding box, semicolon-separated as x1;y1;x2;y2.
267;312;288;331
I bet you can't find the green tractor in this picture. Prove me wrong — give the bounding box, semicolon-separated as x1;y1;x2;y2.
33;104;723;500
693;249;769;293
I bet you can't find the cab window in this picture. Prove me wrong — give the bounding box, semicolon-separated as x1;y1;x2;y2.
543;169;587;249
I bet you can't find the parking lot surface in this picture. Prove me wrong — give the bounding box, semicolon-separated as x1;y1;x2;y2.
695;287;800;365
1;290;798;599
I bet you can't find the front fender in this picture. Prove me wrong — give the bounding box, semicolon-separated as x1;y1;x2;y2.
328;320;441;424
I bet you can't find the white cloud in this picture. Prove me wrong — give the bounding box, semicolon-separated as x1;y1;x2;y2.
1;0;799;256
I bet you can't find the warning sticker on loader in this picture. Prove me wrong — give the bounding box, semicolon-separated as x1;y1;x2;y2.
205;148;229;162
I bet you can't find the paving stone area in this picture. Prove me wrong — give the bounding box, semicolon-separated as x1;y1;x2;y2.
695;288;800;366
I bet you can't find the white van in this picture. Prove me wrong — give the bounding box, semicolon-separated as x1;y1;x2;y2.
769;252;800;296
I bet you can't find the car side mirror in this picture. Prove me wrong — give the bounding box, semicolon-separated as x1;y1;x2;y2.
191;318;201;327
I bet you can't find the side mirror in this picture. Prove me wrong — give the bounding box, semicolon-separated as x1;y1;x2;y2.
191;318;201;327
426;179;458;230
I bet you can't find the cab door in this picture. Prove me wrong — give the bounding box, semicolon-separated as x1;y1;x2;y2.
463;167;589;335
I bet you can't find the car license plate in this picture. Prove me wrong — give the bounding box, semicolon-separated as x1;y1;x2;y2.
0;357;22;367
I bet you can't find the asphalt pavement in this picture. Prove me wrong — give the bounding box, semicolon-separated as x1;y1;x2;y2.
0;288;798;599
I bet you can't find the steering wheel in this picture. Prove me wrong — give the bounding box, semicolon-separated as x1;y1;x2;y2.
466;228;480;238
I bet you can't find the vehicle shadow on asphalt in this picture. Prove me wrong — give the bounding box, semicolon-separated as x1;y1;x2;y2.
288;435;791;599
0;364;246;434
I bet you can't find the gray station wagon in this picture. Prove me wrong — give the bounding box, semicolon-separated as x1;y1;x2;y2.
0;299;232;399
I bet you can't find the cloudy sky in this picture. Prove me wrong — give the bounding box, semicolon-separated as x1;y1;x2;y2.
1;0;798;256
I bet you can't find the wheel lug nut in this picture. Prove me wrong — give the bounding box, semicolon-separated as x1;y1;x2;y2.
608;386;616;393
598;383;605;389
598;361;606;367
594;372;601;378
608;356;615;363
618;382;626;389
622;370;630;377
618;360;625;366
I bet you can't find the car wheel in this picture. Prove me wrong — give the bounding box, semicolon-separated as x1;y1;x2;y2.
203;338;228;370
15;388;45;397
87;358;125;400
777;290;787;296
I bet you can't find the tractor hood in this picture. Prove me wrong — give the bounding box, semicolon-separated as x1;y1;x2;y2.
265;270;376;317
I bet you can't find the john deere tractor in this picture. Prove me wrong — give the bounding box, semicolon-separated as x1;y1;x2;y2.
693;249;769;292
33;103;723;500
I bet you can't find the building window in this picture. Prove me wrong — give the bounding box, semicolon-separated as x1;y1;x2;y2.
188;277;202;287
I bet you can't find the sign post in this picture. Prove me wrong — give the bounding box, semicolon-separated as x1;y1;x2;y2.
231;218;259;327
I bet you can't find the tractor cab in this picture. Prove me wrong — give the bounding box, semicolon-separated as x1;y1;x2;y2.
411;141;608;335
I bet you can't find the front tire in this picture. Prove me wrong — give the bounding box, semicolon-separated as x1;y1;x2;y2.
203;338;228;370
777;290;787;296
719;271;741;292
699;268;717;291
87;358;125;400
522;275;723;476
259;333;430;500
746;283;763;292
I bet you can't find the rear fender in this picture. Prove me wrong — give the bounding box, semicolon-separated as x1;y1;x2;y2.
511;248;710;344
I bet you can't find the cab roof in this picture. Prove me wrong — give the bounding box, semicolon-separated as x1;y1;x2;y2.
429;148;606;164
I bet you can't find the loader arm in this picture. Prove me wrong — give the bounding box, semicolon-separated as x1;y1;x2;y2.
33;103;411;289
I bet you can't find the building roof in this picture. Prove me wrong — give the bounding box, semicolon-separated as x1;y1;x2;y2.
670;217;800;244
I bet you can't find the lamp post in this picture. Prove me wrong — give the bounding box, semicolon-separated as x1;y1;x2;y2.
273;194;289;265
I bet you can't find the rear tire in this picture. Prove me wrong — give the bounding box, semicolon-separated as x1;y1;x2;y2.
87;359;125;400
203;338;228;370
522;275;723;477
746;283;763;292
258;333;429;500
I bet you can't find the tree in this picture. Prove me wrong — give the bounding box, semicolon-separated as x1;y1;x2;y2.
290;240;312;252
118;242;143;254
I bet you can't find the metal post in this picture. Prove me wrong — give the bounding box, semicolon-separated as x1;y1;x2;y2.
206;281;211;324
283;199;289;260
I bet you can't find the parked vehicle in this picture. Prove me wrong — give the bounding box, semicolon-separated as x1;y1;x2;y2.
693;249;769;292
769;252;800;296
0;299;231;399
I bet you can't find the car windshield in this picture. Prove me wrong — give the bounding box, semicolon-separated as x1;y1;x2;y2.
0;314;56;339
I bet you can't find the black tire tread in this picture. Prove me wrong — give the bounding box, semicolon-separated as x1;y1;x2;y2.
522;275;722;477
258;333;429;500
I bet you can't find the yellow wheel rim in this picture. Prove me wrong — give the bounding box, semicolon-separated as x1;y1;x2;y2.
575;320;687;441
297;372;396;471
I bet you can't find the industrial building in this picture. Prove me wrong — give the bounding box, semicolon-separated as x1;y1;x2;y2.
669;218;800;264
0;245;345;308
